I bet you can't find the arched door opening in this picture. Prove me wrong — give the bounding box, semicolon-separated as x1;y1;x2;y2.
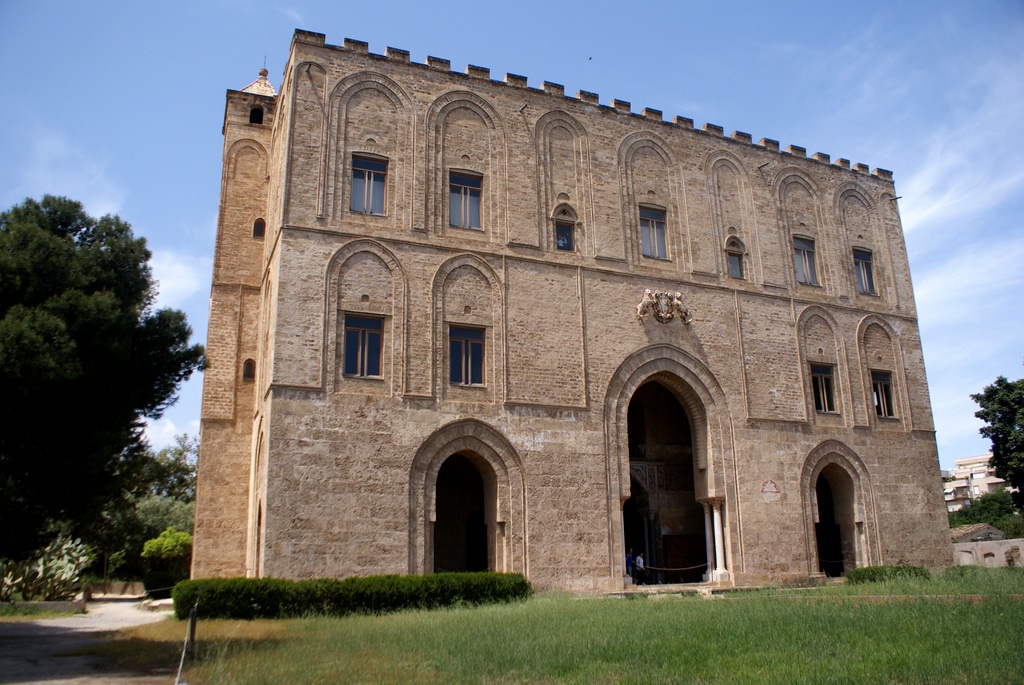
434;453;489;572
623;381;706;583
814;464;857;577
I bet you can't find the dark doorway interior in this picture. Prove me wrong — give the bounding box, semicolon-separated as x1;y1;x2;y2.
624;381;706;583
434;454;488;573
623;481;647;580
815;475;844;577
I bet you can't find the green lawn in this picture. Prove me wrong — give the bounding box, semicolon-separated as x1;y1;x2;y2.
173;568;1024;684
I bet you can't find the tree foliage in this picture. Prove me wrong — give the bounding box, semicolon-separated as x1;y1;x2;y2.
142;527;193;562
972;376;1024;509
79;434;197;579
140;434;198;502
142;527;193;579
0;196;204;558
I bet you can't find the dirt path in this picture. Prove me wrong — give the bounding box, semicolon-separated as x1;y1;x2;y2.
0;598;176;684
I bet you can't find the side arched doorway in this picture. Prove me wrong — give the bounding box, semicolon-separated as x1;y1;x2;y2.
623;381;707;583
434;453;491;572
814;464;856;577
408;420;527;577
801;440;878;577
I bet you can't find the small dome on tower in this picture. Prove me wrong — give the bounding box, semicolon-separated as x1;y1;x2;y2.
242;68;276;96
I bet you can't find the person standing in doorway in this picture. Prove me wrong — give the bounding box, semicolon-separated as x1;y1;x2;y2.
625;548;634;583
635;551;645;585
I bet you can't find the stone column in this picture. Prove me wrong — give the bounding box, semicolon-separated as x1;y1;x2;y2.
710;499;730;582
702;501;715;582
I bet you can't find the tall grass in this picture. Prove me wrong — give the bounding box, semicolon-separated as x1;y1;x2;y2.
176;569;1024;684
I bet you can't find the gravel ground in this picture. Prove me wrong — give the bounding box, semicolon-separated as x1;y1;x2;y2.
0;597;177;684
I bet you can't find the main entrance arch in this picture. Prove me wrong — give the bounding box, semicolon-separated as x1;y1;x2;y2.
408;420;527;576
624;381;706;583
604;345;737;585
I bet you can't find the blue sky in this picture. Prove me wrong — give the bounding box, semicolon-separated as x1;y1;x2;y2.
1;1;1021;469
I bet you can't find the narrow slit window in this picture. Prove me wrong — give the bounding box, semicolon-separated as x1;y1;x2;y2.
343;315;383;378
449;326;484;386
811;364;836;413
872;371;895;417
351;156;387;215
449;173;482;229
726;238;744;280
252;218;265;238
854;248;875;295
640;207;667;259
242;359;256;381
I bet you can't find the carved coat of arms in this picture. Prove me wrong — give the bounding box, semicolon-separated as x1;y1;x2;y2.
636;289;692;324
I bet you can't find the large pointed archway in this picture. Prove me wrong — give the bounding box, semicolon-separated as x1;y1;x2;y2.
624;381;706;583
604;345;737;586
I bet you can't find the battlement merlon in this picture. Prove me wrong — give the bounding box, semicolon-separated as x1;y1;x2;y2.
284;29;895;182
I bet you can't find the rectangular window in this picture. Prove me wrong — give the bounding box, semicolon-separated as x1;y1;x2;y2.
811;364;836;413
343;315;383;377
449;173;482;229
351;157;387;215
872;370;894;417
555;221;574;251
449;326;484;386
794;237;818;285
854;248;875;295
640;207;667;259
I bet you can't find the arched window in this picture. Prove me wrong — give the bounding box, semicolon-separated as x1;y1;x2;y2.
242;359;256;381
252;218;265;238
249;107;264;125
725;236;745;280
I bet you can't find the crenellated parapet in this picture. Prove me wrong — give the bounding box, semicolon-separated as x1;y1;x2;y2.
290;29;893;180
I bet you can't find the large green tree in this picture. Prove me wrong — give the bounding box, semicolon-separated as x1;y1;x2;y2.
0;196;204;559
972;375;1024;509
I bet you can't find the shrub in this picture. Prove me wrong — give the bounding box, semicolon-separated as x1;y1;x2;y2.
1;536;92;601
172;572;533;620
141;527;192;578
845;565;930;584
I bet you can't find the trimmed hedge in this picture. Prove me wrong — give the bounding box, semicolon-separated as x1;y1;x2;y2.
845;565;931;584
171;572;533;620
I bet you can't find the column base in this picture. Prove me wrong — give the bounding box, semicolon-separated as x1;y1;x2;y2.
703;569;731;583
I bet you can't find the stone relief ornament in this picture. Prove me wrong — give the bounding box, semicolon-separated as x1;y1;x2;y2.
636;289;693;324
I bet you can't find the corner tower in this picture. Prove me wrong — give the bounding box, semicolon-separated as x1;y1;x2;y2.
192;69;276;577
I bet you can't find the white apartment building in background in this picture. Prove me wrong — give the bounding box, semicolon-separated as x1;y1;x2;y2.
943;453;1005;512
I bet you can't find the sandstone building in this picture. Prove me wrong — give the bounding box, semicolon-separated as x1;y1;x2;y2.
193;29;952;590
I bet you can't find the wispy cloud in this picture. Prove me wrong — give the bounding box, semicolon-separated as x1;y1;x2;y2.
18;127;126;218
150;249;211;310
275;5;305;26
145;417;200;451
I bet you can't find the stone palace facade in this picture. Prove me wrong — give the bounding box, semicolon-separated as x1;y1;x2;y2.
192;29;952;590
